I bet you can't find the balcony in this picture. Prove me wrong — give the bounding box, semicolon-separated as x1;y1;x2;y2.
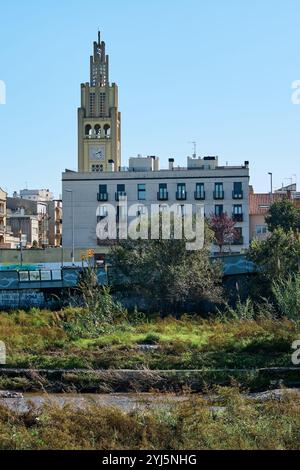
232;213;244;222
115;191;127;202
157;191;168;201
97;193;109;202
214;191;225;200
176;191;187;201
194;191;205;200
232;191;244;200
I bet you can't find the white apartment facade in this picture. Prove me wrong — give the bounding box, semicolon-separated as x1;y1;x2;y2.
62;156;250;252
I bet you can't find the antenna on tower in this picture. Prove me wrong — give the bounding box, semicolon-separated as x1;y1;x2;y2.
188;141;197;159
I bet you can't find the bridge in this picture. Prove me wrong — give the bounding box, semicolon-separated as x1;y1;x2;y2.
0;254;255;291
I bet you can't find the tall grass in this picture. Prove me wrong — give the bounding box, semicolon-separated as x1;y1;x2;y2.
0;387;299;450
272;275;300;320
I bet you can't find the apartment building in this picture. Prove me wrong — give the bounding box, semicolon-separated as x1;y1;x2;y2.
62;156;250;252
48;200;62;247
16;189;54;203
249;184;300;241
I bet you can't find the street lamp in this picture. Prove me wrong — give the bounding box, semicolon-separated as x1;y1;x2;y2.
19;230;23;267
65;190;75;265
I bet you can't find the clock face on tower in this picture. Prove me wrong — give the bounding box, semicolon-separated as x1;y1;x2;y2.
89;145;105;161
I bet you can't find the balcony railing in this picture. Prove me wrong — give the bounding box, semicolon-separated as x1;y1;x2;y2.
214;191;225;200
176;191;187;201
115;191;127;202
232;213;244;222
157;191;168;201
233;191;244;200
85;134;110;140
97;193;109;202
194;191;206;200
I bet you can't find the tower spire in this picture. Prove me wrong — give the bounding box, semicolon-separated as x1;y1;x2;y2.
90;31;108;87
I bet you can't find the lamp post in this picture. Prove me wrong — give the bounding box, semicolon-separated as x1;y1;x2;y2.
19;230;23;267
65;190;75;265
268;172;273;203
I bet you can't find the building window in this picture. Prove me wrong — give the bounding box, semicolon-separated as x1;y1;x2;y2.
158;184;168;201
233;204;243;214
97;185;108;202
99;92;106;117
97;206;108;222
116;184;126;201
256;225;268;235
91;164;104;173
138;184;146;201
195;183;205;200
89;92;96;117
176;183;186;200
214;183;224;200
233;182;243;199
233;227;243;245
215;205;224;216
233;204;243;222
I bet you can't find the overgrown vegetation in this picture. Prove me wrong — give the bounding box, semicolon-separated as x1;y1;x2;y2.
0;309;298;372
0;387;299;450
110;237;223;314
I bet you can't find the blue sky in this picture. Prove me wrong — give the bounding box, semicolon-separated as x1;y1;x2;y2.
0;0;299;197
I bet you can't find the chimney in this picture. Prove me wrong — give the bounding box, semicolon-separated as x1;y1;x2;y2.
108;160;115;172
169;158;175;171
244;161;249;168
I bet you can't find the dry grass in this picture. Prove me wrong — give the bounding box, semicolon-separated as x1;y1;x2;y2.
0;387;299;450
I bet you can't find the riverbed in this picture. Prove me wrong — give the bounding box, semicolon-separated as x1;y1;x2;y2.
1;389;299;414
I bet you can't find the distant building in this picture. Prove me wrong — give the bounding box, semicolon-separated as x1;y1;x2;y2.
48;200;62;247
15;188;54;202
7;209;39;248
249;184;299;241
63;156;250;252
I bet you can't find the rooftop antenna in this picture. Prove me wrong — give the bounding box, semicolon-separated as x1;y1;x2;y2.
188;141;197;159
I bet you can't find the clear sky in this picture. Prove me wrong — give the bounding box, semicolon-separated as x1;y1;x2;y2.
0;0;299;197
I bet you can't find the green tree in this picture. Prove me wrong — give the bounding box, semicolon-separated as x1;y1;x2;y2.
265;198;300;233
110;238;223;315
248;228;300;282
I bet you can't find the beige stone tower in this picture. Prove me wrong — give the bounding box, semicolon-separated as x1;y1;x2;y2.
78;32;121;172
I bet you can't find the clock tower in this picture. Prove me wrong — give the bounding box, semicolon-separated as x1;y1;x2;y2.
78;32;121;172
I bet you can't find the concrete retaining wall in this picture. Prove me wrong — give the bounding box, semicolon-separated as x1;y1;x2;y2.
0;290;45;310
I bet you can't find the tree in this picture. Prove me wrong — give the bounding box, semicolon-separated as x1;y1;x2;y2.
265;198;300;234
208;213;238;253
110;238;223;315
248;228;300;283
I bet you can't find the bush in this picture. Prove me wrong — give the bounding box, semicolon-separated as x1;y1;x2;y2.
272;275;300;320
220;298;256;321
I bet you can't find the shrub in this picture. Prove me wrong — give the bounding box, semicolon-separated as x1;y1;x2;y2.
272;275;300;320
